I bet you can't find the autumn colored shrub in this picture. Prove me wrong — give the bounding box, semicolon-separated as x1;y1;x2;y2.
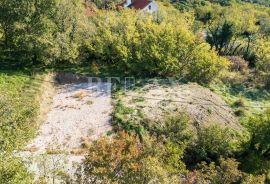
185;158;265;184
226;56;249;75
79;132;181;183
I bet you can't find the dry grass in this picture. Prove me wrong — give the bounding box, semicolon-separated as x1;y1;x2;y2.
70;148;88;155
26;145;39;152
46;149;67;155
81;137;92;148
37;73;56;126
71;90;88;100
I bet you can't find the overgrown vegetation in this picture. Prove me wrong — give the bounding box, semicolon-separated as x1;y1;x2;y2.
1;0;270;183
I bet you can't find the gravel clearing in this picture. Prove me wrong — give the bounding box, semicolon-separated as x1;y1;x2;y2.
27;82;112;152
19;81;113;183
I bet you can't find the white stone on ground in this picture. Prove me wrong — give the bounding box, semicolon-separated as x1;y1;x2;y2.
19;82;112;183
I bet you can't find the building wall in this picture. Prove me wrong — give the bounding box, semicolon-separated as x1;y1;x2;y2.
142;1;158;13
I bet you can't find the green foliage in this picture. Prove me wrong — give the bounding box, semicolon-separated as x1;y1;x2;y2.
151;113;193;144
0;153;33;184
89;0;122;9
0;0;86;64
190;157;265;183
167;0;231;11
0;0;57;63
87;10;228;83
239;109;270;176
112;100;146;140
163;140;187;173
206;22;234;54
251;38;270;88
195;158;242;184
50;0;87;63
0;72;44;151
192;1;270;69
0;72;45;183
247;109;270;156
186;125;237;164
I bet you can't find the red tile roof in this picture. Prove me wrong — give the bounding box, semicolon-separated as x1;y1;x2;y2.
120;0;152;10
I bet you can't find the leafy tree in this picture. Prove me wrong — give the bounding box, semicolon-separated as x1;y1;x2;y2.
251;39;270;88
50;0;87;63
207;22;234;54
0;0;86;64
87;10;228;83
89;0;122;9
0;0;57;63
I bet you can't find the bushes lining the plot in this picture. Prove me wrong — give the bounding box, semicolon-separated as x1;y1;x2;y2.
87;10;229;83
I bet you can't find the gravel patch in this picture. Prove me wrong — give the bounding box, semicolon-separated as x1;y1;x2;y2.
26;82;112;152
19;82;112;183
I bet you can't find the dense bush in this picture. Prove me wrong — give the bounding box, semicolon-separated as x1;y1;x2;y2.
89;0;122;9
185;125;237;164
185;158;265;183
152;113;193;144
251;39;270;88
78;132;182;183
247;109;270;156
87;10;228;83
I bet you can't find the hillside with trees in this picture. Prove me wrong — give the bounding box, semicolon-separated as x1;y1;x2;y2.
1;0;270;183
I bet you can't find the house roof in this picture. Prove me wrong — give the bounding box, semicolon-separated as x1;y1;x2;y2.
120;0;152;10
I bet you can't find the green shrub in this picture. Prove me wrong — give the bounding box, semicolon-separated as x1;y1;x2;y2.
87;10;228;83
151;113;193;144
188;157;266;184
112;101;145;138
186;125;236;164
247;109;270;156
240;109;270;174
234;108;246;116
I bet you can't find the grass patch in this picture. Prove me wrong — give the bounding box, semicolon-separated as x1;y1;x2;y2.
0;71;46;151
0;70;46;183
210;83;270;117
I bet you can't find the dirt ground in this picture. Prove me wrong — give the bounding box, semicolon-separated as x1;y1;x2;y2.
19;74;113;183
120;83;242;130
26;82;112;152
